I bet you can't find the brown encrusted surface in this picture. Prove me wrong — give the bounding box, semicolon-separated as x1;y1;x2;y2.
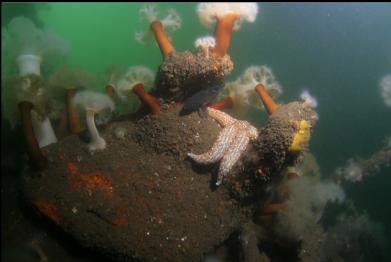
132;105;221;160
155;51;234;102
20;105;251;262
255;102;318;175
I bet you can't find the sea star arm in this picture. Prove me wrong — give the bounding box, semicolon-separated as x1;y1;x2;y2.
246;123;259;140
188;124;237;164
216;132;250;186
206;107;237;127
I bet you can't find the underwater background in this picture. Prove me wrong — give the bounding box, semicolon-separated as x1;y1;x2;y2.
2;2;391;261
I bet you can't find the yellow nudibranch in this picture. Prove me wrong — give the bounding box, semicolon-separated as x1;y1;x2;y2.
288;120;311;152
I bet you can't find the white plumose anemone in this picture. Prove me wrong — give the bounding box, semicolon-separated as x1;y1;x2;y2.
7;17;43;76
300;90;318;108
197;2;258;30
6;16;42;56
13;76;58;148
222;65;283;116
115;66;155;101
276;176;345;239
160;9;182;32
73;90;115;152
194;35;216;57
139;4;160;24
4;17;68;146
6;16;69;76
240;66;282;96
46;68;95;128
336;159;363;182
380;74;391;107
135;4;182;45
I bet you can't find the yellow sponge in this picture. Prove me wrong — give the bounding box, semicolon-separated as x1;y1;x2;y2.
288;120;311;152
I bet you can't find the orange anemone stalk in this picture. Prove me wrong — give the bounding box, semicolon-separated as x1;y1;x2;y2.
18;101;48;171
132;83;161;115
57;111;69;138
211;96;234;110
255;83;277;115
150;21;175;58
212;13;240;57
261;202;288;216
66;88;84;134
106;84;115;97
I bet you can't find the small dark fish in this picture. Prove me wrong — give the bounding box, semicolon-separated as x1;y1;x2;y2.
180;83;224;116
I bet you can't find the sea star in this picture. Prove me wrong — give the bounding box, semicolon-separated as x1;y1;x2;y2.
188;107;258;186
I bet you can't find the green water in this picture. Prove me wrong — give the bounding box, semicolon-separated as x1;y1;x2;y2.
2;2;391;260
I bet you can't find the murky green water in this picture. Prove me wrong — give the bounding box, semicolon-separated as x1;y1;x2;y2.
2;3;391;261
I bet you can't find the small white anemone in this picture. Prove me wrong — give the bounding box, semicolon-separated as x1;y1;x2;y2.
337;159;363;182
73;90;114;152
197;2;258;30
300;90;318;108
136;4;182;45
114;66;155;101
194;35;216;57
380;74;391;107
